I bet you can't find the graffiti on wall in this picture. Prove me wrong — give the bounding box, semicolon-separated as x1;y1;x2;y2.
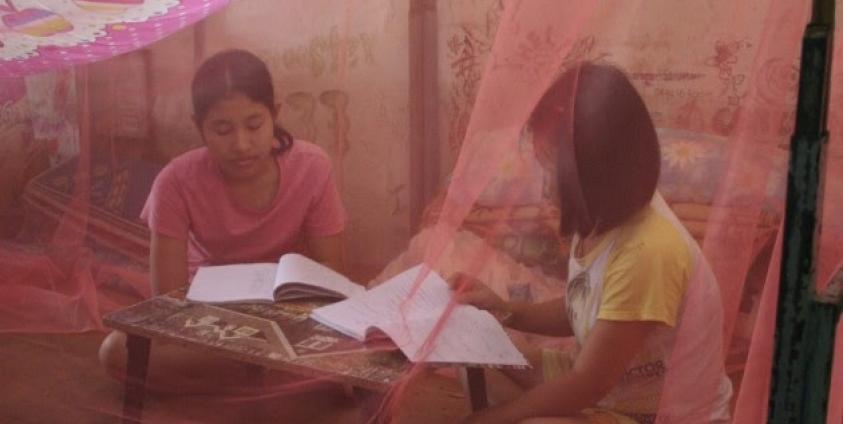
280;26;376;78
444;0;502;152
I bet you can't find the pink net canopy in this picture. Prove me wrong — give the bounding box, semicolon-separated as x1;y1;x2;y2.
0;0;840;423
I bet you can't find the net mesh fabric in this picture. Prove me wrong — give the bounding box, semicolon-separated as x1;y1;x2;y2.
0;0;841;422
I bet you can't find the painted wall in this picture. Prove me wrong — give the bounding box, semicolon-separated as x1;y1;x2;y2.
0;78;36;235
437;0;795;164
437;0;502;183
147;27;200;162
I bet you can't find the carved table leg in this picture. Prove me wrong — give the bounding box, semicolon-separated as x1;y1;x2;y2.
122;335;151;424
466;368;488;411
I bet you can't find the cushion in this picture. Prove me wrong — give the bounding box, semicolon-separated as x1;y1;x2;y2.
20;155;162;265
657;128;787;216
420;193;566;279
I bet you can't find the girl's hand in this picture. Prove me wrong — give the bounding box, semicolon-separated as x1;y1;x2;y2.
448;273;511;323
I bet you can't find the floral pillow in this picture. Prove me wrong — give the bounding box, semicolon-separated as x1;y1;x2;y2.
657;128;787;215
658;129;727;205
20;155;162;265
421;139;566;280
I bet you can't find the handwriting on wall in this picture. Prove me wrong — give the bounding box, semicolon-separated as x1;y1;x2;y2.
445;0;502;153
283;89;351;194
284;90;350;156
281;26;376;78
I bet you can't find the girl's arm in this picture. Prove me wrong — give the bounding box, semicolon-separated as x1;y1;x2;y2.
149;232;188;296
505;298;571;337
467;319;660;423
306;232;347;275
450;274;572;337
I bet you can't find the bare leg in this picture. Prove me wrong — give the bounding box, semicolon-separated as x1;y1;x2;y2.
483;368;527;405
352;387;386;424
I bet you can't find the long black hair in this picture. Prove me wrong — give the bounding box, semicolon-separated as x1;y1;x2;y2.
530;63;660;237
191;49;294;155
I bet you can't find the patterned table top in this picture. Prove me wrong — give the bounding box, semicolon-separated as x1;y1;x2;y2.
103;291;409;392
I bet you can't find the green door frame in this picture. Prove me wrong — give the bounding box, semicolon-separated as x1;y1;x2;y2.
769;1;842;423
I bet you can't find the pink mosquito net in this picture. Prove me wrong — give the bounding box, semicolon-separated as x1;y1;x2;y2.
0;0;840;423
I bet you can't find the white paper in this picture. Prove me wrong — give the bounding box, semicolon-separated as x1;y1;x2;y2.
310;265;445;338
186;263;277;303
380;307;528;366
186;254;365;303
274;253;365;299
310;265;529;367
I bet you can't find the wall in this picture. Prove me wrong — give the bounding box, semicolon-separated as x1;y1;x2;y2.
25;70;78;166
85;51;154;161
147;27;201;162
437;0;795;166
437;0;503;183
0;78;37;235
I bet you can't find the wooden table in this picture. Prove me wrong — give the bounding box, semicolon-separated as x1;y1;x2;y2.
104;292;488;423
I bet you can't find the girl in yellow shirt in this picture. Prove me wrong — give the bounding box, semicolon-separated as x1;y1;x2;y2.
452;63;732;424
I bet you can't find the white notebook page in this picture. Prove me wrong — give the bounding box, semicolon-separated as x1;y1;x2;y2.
310;265;529;366
310;265;448;338
187;263;277;303
377;307;528;366
275;253;365;299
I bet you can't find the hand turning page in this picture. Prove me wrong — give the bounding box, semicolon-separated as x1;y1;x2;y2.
310;265;529;367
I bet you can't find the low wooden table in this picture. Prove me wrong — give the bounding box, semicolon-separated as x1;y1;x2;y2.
104;291;487;423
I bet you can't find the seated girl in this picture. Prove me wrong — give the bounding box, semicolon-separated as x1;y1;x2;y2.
452;63;732;423
99;49;347;392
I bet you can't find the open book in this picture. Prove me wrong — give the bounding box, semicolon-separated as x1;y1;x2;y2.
186;253;366;303
311;265;529;368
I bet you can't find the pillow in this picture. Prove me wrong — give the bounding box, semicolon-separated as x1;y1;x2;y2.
657;127;787;216
658;128;729;205
21;155;162;265
421;192;566;279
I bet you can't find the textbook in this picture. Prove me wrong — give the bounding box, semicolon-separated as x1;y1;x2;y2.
186;253;366;303
311;265;529;367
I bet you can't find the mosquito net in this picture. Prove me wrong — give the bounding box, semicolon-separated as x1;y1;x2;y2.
0;0;840;423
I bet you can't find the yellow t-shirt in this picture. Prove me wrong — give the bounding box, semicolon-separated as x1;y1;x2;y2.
565;206;691;423
596;207;690;326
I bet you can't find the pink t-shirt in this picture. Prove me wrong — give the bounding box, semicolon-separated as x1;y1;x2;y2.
141;140;346;273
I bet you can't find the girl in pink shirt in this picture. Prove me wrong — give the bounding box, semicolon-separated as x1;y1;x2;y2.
100;49;347;394
140;127;346;277
145;49;346;288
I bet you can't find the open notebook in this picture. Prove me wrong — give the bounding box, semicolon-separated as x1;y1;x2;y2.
311;265;529;368
186;253;366;303
186;256;527;367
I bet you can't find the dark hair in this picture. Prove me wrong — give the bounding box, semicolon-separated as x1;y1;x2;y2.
531;63;660;237
191;49;294;155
